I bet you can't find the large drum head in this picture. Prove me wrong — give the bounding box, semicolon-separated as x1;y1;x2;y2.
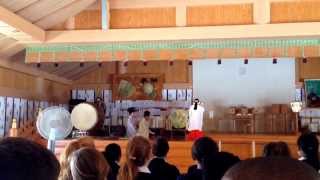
71;103;98;131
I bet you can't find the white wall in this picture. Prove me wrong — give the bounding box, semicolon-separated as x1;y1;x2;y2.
193;58;296;131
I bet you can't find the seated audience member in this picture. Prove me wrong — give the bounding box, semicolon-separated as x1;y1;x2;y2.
202;151;240;180
148;137;180;180
263;141;291;157
0;137;60;180
297;133;320;171
137;111;154;139
59;137;96;180
222;157;320;180
180;136;219;180
103;143;122;180
70;147;109;180
118;136;154;180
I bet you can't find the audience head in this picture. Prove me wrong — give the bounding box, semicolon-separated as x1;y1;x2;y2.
103;143;121;163
144;111;151;118
222;157;320;180
128;107;137;115
297;133;320;170
59;137;96;180
59;140;81;180
191;136;218;162
77;136;95;148
263;141;291;157
119;136;151;180
0;137;60;180
202;151;240;180
70;147;109;180
152;136;169;158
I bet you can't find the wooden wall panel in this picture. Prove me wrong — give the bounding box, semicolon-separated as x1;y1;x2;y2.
271;1;320;23
0;66;70;103
187;4;253;26
298;57;320;81
73;62;117;85
110;8;176;29
125;61;189;83
75;10;102;30
72;61;191;88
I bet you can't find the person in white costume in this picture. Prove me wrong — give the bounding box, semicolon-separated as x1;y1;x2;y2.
187;99;205;140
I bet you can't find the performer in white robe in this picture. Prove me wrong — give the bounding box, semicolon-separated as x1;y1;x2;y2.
187;99;205;140
127;107;138;138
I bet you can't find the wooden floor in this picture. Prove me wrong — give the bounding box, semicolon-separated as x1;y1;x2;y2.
55;133;299;172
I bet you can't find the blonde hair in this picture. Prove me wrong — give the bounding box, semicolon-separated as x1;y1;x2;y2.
59;141;81;180
118;136;151;180
78;136;95;148
59;137;95;180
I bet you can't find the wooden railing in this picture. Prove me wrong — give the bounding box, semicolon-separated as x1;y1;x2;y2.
9;119;45;146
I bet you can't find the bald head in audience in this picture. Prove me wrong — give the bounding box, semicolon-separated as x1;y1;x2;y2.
0;137;60;180
222;157;319;180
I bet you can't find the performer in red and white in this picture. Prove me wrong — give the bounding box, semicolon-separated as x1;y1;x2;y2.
187;98;205;141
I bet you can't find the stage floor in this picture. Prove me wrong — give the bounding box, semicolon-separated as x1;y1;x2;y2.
55;133;299;172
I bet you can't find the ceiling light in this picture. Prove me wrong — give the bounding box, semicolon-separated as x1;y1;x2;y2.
272;58;277;64
302;57;308;63
244;58;248;64
217;59;222;65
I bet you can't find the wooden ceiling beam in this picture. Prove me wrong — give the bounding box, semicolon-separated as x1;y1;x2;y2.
0;57;72;85
108;0;298;9
0;5;45;41
44;22;320;44
34;0;96;30
0;41;24;58
0;0;39;12
17;0;78;22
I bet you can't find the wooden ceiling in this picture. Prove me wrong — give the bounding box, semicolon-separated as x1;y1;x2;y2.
1;0;320;82
0;0;98;81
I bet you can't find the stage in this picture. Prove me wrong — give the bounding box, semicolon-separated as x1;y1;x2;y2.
55;133;299;172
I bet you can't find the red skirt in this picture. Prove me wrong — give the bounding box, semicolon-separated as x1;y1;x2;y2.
186;130;204;141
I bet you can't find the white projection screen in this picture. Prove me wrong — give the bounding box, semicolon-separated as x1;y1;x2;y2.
192;58;296;131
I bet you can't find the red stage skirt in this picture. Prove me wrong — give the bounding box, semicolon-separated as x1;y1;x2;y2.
186;130;204;141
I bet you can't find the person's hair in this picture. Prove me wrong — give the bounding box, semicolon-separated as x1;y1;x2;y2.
59;137;96;180
103;143;121;163
118;136;151;180
191;136;218;162
152;136;169;157
297;133;320;170
59;140;81;180
0;137;60;180
70;147;109;180
96;97;102;102
127;107;136;115
202;151;240;180
194;98;200;110
78;136;95;148
144;110;151;117
222;157;320;180
263;141;291;157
